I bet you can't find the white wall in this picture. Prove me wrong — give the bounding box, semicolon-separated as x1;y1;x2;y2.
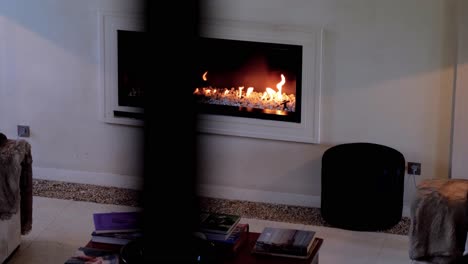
451;0;468;180
0;0;145;189
198;0;457;206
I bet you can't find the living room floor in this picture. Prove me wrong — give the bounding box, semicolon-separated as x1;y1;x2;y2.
5;196;412;264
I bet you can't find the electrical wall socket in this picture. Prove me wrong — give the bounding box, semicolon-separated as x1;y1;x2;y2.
17;125;30;137
407;162;421;175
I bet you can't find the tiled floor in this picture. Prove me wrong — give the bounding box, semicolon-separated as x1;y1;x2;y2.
5;196;142;264
6;196;412;264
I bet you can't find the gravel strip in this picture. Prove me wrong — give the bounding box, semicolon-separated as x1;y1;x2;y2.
33;179;143;207
199;197;410;236
33;179;410;235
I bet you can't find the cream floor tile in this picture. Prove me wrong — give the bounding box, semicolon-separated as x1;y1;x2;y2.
308;228;386;264
7;241;77;264
239;217;264;233
36;201;109;246
19;197;73;249
7;197;141;264
8;197;413;264
376;233;412;264
255;219;305;231
301;224;331;240
251;220;399;264
236;218;411;264
37;199;141;247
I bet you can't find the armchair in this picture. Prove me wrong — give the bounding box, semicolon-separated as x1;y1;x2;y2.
0;135;33;263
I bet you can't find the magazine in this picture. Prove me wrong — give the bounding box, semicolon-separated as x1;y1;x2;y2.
93;211;142;234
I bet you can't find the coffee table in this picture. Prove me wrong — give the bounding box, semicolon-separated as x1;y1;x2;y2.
223;232;323;264
84;232;323;264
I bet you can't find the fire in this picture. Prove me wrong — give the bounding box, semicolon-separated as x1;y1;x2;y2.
246;87;254;97
194;73;296;112
238;86;244;98
276;74;285;100
265;88;276;100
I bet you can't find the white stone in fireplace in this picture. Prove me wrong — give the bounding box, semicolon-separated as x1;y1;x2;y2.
198;19;323;144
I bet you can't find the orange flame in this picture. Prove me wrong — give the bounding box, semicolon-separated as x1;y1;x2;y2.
266;88;276;100
276;74;285;100
195;73;292;110
246;87;254;97
238;86;244;98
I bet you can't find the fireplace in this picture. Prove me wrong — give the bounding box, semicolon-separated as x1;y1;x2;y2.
194;37;302;123
98;15;322;142
196;20;323;144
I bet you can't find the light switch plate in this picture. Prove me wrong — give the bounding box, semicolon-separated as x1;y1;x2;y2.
17;125;30;137
407;162;421;175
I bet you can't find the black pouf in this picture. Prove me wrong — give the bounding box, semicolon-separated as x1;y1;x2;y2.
320;142;405;231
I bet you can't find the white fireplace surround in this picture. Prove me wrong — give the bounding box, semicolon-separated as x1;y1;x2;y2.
198;20;323;144
98;15;323;144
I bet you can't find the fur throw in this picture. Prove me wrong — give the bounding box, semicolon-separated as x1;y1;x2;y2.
0;137;33;235
409;179;468;264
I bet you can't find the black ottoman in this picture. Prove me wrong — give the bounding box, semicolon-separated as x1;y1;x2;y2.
320;142;405;231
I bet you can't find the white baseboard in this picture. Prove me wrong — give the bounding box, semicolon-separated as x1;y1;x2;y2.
197;184;321;208
33;167;143;190
402;204;411;218
198;184;413;218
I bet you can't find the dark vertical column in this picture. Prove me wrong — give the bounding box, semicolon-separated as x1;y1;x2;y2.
143;1;201;263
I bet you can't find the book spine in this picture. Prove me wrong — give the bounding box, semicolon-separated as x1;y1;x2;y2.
230;224;249;253
91;236;130;245
93;228;141;234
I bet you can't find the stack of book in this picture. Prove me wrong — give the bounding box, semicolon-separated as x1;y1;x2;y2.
198;212;249;255
252;227;320;260
90;211;143;246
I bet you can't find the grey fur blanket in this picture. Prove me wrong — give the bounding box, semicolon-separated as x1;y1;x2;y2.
409;179;468;264
0;138;33;235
